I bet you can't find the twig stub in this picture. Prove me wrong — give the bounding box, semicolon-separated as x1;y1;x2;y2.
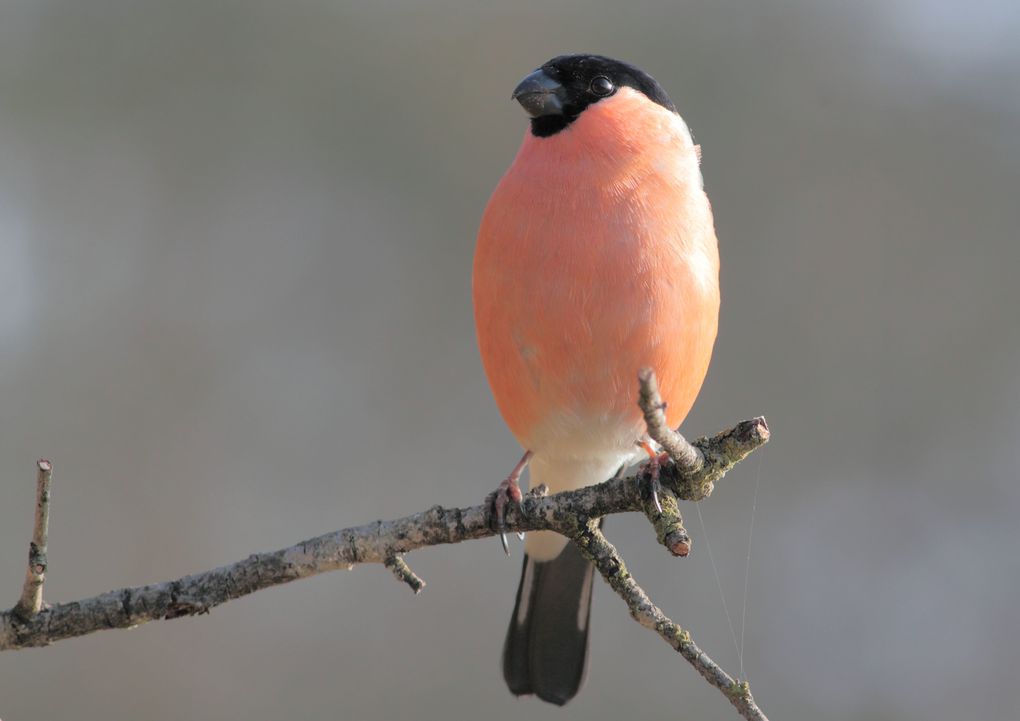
384;555;426;595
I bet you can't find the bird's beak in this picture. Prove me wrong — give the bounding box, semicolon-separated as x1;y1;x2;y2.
512;69;564;118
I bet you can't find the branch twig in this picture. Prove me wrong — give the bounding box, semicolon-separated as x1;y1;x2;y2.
576;521;767;720
384;554;426;594
638;367;703;469
1;372;770;720
13;460;54;619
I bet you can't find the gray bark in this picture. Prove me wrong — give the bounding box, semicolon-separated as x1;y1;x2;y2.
1;371;769;721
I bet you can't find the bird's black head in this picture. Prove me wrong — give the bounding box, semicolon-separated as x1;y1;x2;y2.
512;54;677;138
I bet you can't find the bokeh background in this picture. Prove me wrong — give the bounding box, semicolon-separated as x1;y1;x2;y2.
1;1;1018;719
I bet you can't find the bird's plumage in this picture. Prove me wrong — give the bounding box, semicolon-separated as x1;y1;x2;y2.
473;54;720;704
502;541;595;705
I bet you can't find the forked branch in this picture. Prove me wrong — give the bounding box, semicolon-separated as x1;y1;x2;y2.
1;371;769;720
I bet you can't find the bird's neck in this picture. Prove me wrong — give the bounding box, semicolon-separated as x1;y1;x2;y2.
514;91;702;191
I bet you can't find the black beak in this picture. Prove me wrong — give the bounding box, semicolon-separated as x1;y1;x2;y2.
512;69;564;118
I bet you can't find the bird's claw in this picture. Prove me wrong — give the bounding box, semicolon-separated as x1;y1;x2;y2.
638;441;667;514
491;473;525;557
648;459;663;513
488;450;533;556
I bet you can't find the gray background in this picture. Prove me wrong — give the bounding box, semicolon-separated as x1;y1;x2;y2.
1;1;1018;720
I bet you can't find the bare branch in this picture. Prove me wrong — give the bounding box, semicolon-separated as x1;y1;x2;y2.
575;521;768;721
638;367;703;469
1;371;770;720
0;459;740;650
13;460;54;618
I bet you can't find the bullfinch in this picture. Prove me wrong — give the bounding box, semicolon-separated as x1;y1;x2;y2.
473;54;720;705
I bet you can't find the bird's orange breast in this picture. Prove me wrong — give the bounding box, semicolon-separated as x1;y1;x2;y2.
473;89;719;458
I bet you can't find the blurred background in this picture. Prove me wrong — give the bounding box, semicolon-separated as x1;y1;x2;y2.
1;1;1018;719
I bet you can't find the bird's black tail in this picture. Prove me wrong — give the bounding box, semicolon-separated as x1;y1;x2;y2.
502;542;595;705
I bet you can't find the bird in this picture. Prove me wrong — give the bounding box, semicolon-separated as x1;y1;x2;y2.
472;54;720;705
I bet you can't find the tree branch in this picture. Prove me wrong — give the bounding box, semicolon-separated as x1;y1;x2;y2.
1;371;769;720
13;460;54;619
576;521;767;721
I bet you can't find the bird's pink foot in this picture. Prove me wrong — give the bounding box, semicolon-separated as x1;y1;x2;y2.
489;450;533;555
637;441;669;514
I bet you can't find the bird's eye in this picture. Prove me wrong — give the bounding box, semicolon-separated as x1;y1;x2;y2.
589;76;614;97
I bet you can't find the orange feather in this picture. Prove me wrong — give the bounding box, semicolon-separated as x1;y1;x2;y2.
474;87;719;558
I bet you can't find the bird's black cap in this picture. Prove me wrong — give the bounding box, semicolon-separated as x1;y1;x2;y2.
512;54;677;137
